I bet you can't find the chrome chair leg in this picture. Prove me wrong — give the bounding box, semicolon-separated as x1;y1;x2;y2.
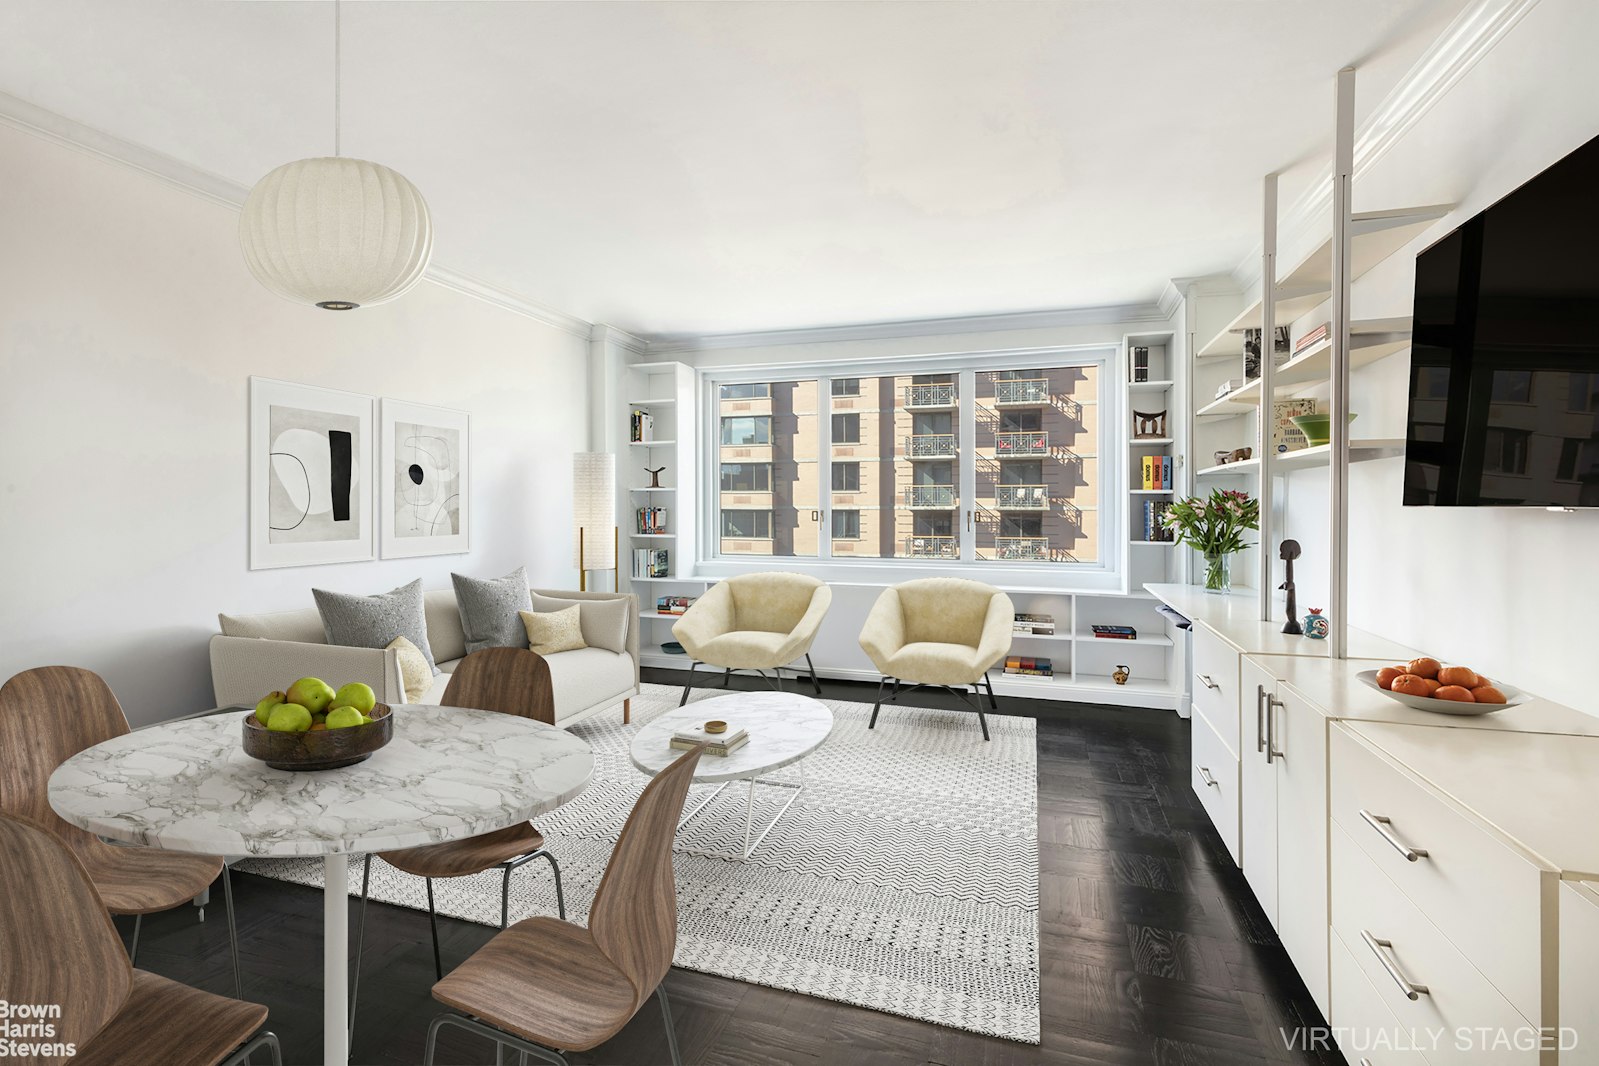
425;877;443;980
128;913;141;965
350;854;373;1045
221;1030;281;1066
806;653;822;695
540;850;566;920
679;660;699;706
500;865;512;930
657;984;684;1066
424;1012;569;1066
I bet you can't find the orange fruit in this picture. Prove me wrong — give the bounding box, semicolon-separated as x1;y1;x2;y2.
1434;685;1475;703
1438;666;1477;688
1407;657;1442;680
1376;667;1404;690
1390;675;1432;698
1471;685;1508;705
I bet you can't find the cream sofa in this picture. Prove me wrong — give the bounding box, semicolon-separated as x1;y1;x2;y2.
209;587;639;728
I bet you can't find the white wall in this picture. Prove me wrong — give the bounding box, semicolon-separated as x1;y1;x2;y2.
1268;0;1597;713
0;125;591;726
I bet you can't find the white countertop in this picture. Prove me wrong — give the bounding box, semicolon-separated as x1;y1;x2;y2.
1145;583;1421;659
1343;721;1599;879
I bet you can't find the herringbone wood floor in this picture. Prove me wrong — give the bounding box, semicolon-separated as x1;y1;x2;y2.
125;670;1337;1066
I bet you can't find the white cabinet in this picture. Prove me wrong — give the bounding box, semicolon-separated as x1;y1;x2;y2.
1190;709;1240;864
1191;621;1242;754
1560;882;1599;1062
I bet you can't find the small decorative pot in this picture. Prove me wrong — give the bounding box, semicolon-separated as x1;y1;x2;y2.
1303;608;1329;639
1112;665;1131;686
1213;449;1232;466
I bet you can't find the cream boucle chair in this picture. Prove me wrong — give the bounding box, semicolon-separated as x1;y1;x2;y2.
857;578;1014;741
670;573;832;706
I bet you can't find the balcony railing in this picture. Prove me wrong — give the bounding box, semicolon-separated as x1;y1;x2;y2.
994;536;1050;560
905;536;958;559
994;378;1049;406
994;430;1049;457
906;484;957;509
995;484;1048;509
906;433;958;458
904;383;957;408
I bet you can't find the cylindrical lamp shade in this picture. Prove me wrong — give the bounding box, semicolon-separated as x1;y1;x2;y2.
239;157;433;310
572;452;617;571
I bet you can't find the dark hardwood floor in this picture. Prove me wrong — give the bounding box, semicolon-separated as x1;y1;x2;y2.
126;670;1339;1066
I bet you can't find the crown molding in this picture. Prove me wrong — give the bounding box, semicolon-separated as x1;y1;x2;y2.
0;91;593;338
1231;0;1541;289
589;323;649;353
645;300;1173;355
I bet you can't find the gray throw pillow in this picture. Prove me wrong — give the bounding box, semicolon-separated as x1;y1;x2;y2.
313;579;438;674
530;592;629;654
452;568;534;655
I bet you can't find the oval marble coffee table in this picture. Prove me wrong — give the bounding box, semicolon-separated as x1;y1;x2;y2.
631;691;832;860
49;704;593;1066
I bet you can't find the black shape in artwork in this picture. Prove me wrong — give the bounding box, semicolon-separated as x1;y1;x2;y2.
408;463;425;485
328;430;353;522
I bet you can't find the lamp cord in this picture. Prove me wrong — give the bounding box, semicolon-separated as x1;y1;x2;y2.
333;0;341;157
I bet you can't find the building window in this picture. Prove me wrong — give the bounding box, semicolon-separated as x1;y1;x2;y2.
832;462;860;492
832;510;861;539
1483;428;1530;474
1570;373;1598;413
831;413;861;444
831;378;861;396
719;383;770;400
721;511;772;538
1491;370;1533;403
720;416;770;446
720;464;771;492
1558;438;1590;481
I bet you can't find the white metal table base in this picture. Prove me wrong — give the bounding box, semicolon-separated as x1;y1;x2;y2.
324;854;349;1066
676;761;807;860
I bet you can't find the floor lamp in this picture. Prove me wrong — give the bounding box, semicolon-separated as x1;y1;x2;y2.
573;452;617;592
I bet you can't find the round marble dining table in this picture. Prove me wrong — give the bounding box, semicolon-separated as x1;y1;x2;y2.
48;704;594;1066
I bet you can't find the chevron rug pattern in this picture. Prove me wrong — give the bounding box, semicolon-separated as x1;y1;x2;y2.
240;682;1041;1043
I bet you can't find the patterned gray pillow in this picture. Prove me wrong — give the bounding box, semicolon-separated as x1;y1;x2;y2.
451;568;533;655
313;579;438;674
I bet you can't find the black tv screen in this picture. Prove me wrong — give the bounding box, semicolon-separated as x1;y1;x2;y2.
1403;132;1599;507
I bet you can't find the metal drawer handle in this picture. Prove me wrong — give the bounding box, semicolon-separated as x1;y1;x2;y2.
1197;766;1218;788
1256;685;1266;754
1196;673;1220;691
1360;1060;1374;1066
1265;692;1284;764
1361;929;1429;1000
1359;809;1429;862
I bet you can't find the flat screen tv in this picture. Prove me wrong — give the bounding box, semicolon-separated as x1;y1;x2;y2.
1403;133;1599;507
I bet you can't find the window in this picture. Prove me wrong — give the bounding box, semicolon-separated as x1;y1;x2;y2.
1491;370;1533;403
720;416;770;445
831;378;861;396
1570;373;1598;413
832;510;860;539
719;383;770;400
832;462;860;492
720;464;770;492
831;413;861;444
1558;438;1591;481
721;511;772;538
1483;428;1530;474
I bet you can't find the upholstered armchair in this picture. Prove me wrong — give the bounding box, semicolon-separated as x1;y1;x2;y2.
671;573;832;705
857;578;1014;740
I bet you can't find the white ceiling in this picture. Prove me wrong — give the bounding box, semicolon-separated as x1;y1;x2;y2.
0;0;1474;336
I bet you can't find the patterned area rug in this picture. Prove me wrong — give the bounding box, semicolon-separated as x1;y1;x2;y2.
239;683;1040;1043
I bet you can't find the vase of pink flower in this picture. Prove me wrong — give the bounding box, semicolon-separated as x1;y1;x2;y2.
1162;489;1261;593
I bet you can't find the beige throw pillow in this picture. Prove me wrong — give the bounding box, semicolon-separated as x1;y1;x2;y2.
520;606;587;656
529;592;629;654
387;635;433;703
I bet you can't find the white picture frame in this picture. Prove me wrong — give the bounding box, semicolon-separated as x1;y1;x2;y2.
379;398;471;558
250;377;375;570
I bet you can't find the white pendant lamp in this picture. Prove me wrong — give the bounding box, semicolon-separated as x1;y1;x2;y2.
239;2;432;310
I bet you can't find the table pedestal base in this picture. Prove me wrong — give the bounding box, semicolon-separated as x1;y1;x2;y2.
324;853;349;1066
677;761;807;860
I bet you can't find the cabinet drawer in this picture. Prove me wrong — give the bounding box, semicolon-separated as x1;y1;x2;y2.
1332;822;1537;1065
1191;622;1240;754
1190;711;1240;865
1330;727;1545;1023
1560;881;1599;1058
1331;927;1433;1066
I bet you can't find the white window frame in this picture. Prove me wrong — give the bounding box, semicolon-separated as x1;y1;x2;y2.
698;345;1123;591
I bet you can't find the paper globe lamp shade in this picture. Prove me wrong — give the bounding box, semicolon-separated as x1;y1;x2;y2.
239;157;433;310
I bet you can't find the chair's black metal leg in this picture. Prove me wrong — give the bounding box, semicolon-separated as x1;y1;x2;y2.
425;877;443;980
976;687;991;742
541;851;566;920
129;913;141;966
501;865;513;930
982;671;998;710
657;984;684;1066
720;667;733;688
222;863;242;999
869;675;886;729
350;855;372;1046
679;660;698;706
806;653;822;695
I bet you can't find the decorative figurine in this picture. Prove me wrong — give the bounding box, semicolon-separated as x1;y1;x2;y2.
646;466;665;489
1279;539;1303;635
1229;446;1253;463
1213;449;1232;466
1133;410;1168;439
1303;608;1329;639
1112;665;1131;686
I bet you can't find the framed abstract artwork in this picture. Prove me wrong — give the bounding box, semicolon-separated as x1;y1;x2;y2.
249;377;375;570
379;398;470;558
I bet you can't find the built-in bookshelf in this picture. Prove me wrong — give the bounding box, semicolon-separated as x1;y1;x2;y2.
620;362;698;647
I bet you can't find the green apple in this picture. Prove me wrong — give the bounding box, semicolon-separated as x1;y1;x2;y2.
285;676;336;714
325;706;365;730
330;682;376;714
266;703;313;733
254;690;286;726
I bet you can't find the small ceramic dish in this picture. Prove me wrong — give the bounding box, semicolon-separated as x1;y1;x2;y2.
704;720;728;734
1354;671;1528;716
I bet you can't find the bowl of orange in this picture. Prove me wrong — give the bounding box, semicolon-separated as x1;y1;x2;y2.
1356;657;1527;716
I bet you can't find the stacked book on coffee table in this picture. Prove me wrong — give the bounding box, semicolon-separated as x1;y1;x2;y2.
670;722;750;757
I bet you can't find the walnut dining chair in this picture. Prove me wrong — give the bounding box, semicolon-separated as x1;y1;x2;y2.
0;812;279;1066
0;666;242;997
420;744;704;1066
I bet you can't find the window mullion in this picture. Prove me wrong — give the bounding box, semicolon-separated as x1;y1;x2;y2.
817;376;832;560
959;369;977;563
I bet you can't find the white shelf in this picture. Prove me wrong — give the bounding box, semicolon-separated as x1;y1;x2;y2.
1129;438;1174;446
1130;489;1173;495
627;398;677;406
1128;379;1175;392
629;439;676;447
630;576;714;585
640;611;688;620
1010;631;1074;643
630;533;676;539
1195;392;1250;420
1202;319;1413;410
1077;633;1174;647
1194;438;1406;477
630;487;676;493
1129;539;1178;547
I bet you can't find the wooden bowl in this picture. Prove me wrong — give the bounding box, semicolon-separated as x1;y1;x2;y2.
704;720;728;734
242;704;394;771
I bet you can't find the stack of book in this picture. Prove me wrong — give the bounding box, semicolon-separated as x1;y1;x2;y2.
632;547;669;578
636;506;668;534
1004;655;1053;678
1141;500;1175;541
1013;612;1055;635
1140;455;1174;490
670;722;749;757
1091;625;1138;640
629;409;655;443
1294;322;1330;354
655;595;696;616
